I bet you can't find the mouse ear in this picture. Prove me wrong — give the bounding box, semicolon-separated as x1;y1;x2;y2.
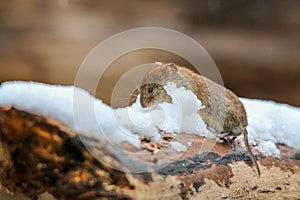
166;63;178;73
151;62;178;74
153;61;163;68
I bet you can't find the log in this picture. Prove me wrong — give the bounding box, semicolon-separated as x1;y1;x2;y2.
0;107;299;199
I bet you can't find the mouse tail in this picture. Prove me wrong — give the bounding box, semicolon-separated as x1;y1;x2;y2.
243;129;261;176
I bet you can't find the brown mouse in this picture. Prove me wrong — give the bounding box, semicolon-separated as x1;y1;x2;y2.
139;62;260;176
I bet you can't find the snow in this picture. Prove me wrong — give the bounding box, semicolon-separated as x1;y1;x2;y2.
0;81;300;157
0;81;141;147
240;98;300;157
126;82;213;138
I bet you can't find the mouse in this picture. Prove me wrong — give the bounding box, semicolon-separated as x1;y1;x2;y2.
139;62;261;176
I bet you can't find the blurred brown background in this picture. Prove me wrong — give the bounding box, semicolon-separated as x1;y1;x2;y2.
0;0;299;106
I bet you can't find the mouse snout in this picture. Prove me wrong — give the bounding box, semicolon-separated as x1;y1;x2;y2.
141;102;148;108
140;96;149;108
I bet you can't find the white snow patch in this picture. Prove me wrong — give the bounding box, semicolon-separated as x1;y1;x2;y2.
136;82;213;137
112;81;213;151
240;98;300;157
1;81;300;157
0;81;211;152
255;141;280;157
0;81;141;147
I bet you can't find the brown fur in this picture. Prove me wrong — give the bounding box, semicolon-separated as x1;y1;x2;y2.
140;62;260;176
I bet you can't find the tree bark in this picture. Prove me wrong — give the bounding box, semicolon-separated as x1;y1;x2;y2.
0;107;299;199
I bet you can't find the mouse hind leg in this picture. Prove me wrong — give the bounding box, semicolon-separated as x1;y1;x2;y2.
218;132;238;150
219;130;261;176
219;132;232;138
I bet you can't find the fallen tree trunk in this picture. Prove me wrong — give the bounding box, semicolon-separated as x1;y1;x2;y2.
0;107;299;199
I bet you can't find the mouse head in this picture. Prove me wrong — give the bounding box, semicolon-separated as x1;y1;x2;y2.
139;63;179;108
139;62;194;108
140;83;172;108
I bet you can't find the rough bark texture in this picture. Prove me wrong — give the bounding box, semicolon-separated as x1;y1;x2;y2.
0;107;300;199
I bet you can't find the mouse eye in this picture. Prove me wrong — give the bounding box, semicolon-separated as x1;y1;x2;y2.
148;87;153;94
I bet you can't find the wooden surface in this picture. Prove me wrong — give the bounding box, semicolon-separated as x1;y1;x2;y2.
0;106;300;199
